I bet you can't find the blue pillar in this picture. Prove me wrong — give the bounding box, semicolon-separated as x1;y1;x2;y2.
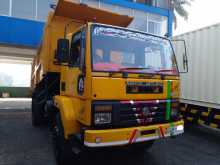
168;10;174;37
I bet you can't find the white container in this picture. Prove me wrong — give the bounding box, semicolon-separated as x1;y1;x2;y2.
173;23;220;109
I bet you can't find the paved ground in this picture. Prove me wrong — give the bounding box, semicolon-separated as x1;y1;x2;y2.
0;108;220;165
0;98;31;109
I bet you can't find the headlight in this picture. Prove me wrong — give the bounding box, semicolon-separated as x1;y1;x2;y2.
176;125;184;131
171;108;179;118
93;104;112;125
94;112;112;124
171;102;180;120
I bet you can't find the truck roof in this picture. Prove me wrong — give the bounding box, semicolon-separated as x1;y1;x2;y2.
53;0;133;27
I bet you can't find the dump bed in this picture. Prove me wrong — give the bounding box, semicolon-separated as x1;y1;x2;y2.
31;0;133;88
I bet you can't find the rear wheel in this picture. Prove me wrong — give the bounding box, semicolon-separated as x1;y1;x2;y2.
52;113;74;165
32;97;44;127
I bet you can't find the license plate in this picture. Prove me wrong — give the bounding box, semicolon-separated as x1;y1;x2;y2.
168;127;176;136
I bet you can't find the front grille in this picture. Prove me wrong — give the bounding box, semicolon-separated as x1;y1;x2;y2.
118;100;171;127
92;100;179;128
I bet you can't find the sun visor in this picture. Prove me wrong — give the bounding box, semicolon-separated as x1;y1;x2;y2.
54;0;133;27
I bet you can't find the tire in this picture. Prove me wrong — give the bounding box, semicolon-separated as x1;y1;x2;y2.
31;98;44;127
52;113;73;165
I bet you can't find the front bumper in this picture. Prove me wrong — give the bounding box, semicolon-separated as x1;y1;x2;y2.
84;120;184;147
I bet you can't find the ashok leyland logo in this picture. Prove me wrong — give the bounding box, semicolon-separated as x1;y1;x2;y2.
142;107;150;117
77;75;84;95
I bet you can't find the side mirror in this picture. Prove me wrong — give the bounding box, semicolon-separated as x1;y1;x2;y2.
56;39;69;63
171;39;188;73
183;52;188;72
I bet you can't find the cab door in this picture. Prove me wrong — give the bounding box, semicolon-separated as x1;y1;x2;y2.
60;28;86;97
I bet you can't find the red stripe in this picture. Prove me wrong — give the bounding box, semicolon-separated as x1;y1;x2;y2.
159;126;165;138
129;129;138;144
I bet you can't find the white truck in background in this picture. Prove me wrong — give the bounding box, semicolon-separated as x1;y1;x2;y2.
173;23;220;130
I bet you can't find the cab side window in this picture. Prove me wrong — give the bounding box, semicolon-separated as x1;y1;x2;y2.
70;32;81;66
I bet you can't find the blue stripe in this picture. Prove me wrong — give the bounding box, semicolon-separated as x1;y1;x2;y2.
0;16;44;47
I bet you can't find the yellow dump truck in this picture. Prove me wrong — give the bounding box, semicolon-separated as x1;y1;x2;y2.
31;0;186;164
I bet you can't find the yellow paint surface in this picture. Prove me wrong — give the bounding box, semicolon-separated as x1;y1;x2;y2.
85;120;184;143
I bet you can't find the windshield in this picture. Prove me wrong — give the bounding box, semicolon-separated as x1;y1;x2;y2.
91;25;178;75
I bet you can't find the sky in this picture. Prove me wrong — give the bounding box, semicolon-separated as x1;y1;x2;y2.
174;0;220;35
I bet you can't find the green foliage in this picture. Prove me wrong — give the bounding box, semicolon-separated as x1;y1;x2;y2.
171;0;194;28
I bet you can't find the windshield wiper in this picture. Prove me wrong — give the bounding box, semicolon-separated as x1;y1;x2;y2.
155;69;176;73
119;67;153;71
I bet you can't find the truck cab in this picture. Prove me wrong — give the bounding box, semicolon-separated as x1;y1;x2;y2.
55;23;184;147
31;1;186;164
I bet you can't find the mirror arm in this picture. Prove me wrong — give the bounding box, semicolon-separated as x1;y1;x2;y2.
172;39;189;74
82;65;86;76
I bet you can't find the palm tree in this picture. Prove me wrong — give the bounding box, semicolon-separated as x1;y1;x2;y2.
171;0;194;28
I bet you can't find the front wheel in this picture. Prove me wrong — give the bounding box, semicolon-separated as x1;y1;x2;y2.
32;98;44;127
52;113;74;165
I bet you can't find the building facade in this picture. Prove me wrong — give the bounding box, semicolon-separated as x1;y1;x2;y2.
0;0;173;48
0;0;174;92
